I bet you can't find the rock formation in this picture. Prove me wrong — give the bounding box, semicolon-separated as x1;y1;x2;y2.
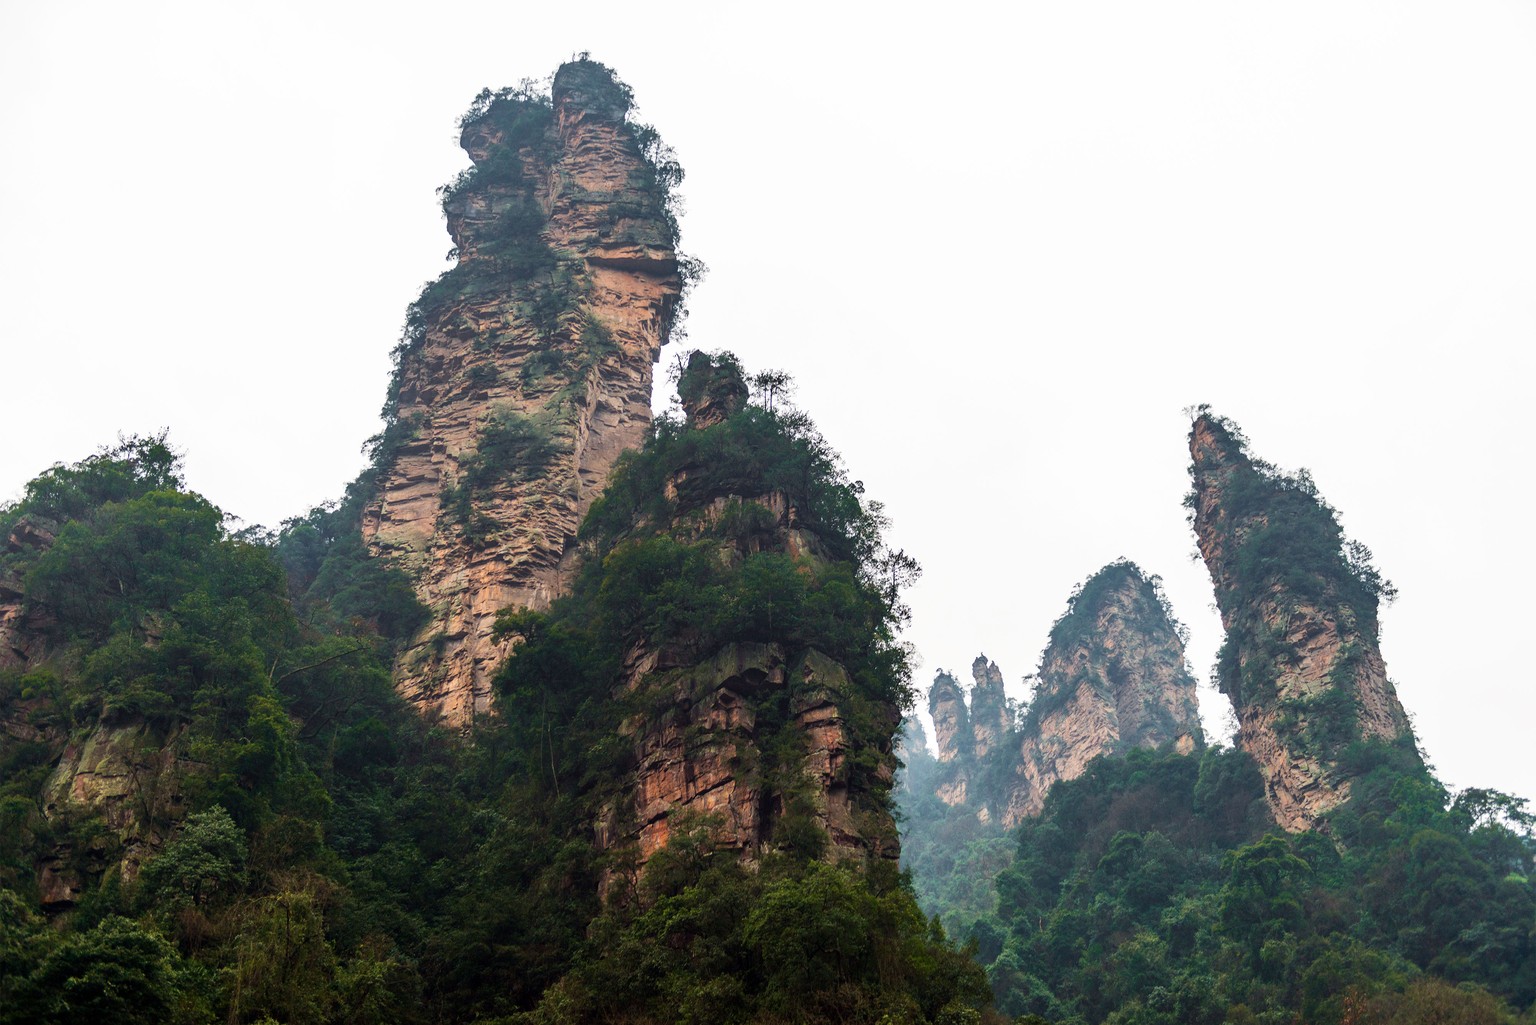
1188;412;1416;831
590;354;900;883
927;670;970;764
1003;562;1203;824
912;566;1201;827
968;656;1010;760
1;517;53;669
923;658;1009;812
362;60;683;727
36;719;194;907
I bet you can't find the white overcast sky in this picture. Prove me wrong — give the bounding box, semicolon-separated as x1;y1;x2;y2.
3;2;1533;801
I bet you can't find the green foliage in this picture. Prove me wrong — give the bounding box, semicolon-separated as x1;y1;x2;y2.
1188;415;1396;711
0;915;188;1025
136;806;247;913
0;433;180;536
910;741;1536;1023
439;408;561;542
276;496;428;646
676;349;748;415
540;850;989;1025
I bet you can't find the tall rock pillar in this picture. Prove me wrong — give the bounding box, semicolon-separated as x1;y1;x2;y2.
1188;413;1416;830
362;61;683;726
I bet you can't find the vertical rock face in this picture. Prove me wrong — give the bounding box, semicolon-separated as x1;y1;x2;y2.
1;518;54;669
1188;413;1416;831
920;658;1009;813
592;355;899;881
927;671;970;764
362;61;682;727
603;642;886;874
1002;562;1203;825
968;656;1010;760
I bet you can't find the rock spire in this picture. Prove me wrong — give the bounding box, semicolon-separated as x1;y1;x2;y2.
361;60;684;726
1188;412;1416;830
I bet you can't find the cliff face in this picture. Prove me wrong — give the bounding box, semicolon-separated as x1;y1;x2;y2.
923;658;1008;812
911;568;1201;828
601;642;886;876
36;719;194;908
1003;562;1203;825
968;656;1009;760
588;355;900;882
1;518;53;669
362;61;682;727
1189;413;1415;831
927;671;969;765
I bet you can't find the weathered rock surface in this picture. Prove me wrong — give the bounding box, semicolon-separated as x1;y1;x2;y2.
1;509;190;908
968;656;1010;760
38;718;195;905
591;354;898;884
362;61;682;727
928;671;969;765
1189;413;1416;831
677;349;748;429
1002;563;1204;825
601;643;879;878
1;517;54;668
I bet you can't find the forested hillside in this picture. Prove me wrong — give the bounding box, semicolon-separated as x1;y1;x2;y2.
896;416;1536;1024
4;51;1532;1025
0;367;988;1023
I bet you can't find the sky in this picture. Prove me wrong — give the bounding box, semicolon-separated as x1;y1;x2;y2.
3;2;1533;799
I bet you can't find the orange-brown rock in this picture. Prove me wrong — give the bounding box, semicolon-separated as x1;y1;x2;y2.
588;353;899;886
362;60;682;728
968;656;1010;760
928;670;969;764
1189;413;1416;831
599;642;882;886
1002;562;1204;825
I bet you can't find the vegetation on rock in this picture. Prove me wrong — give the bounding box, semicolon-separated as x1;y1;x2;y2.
0;354;988;1023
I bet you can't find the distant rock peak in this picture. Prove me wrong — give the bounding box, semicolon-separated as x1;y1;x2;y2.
915;563;1202;826
1004;561;1203;824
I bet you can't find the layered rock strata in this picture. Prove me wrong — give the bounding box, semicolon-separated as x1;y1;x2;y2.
927;671;969;764
601;644;881;871
1003;562;1203;824
594;355;898;883
362;60;682;727
1189;413;1415;830
968;656;1010;760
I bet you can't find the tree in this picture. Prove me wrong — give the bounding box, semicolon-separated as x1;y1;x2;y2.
136;805;247;913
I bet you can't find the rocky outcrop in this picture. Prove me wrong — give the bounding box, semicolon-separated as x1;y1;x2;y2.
602;644;880;874
968;656;1010;760
36;719;195;907
677;349;748;428
928;670;969;764
1002;562;1204;825
591;354;899;885
362;60;683;727
1;517;55;669
1189;413;1416;831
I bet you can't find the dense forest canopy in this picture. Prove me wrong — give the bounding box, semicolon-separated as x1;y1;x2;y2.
0;358;989;1024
